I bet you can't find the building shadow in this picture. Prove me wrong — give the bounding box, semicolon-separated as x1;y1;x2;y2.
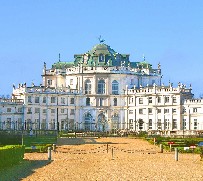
0;159;51;181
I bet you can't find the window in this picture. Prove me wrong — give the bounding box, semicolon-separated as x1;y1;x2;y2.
86;98;90;106
139;98;143;104
164;109;169;113
148;97;152;104
129;97;133;104
99;54;104;62
41;119;46;130
43;109;46;114
61;97;65;104
70;109;75;115
182;108;186;113
138;119;143;130
27;108;32;114
194;119;197;130
172;108;176;113
35;97;39;103
158;96;161;103
164;119;170;129
70;98;75;104
149;119;152;129
51;97;56;103
47;79;52;86
70;79;73;85
148;108;152;114
113;98;117;106
43;97;46;103
193;108;198;113
173;97;177;103
50;119;55;130
172;119;177;129
112;80;119;94
183;119;186;129
35;108;40;113
98;79;105;94
18;108;23;112
85;79;92;94
157;109;161;113
129;119;133;129
51;109;55;113
6;118;11;129
157;119;162;129
165;96;169;103
61;109;65;113
139;109;143;114
129;110;133;114
99;98;103;106
7;108;11;112
28;96;32;103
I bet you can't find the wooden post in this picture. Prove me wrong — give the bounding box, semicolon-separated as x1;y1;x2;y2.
175;148;178;161
112;148;114;160
160;144;163;153
107;144;109;153
48;147;52;161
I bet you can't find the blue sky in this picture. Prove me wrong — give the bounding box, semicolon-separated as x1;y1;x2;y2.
0;0;203;97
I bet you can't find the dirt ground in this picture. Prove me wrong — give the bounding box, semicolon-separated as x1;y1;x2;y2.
1;137;203;181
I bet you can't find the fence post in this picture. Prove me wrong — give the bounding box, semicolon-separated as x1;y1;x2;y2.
53;144;56;152
112;148;114;160
48;147;52;161
175;148;178;161
160;144;163;153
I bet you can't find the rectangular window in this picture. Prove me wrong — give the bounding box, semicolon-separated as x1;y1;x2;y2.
70;98;74;104
41;119;46;130
194;119;197;130
35;97;39;103
43;97;46;103
164;109;169;114
165;96;169;103
86;98;90;106
129;119;133;129
138;119;143;130
139;98;143;104
51;97;56;103
148;108;152;114
43;109;46;114
27;108;32;114
193;108;198;113
70;109;75;115
35;108;40;113
172;108;176;113
173;97;177;103
7;108;11;112
148;97;152;104
28;96;32;103
99;98;103;106
148;119;152;129
172;119;177;129
113;98;117;106
164;119;170;129
139;109;143;114
61;109;65;113
157;109;161;113
61;97;65;104
47;79;52;86
157;119;162;129
129;97;134;104
183;119;186;129
129;110;133;114
51;109;55;113
18;107;23;113
158;96;161;103
182;108;186;113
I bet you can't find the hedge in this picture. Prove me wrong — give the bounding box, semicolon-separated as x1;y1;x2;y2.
0;145;25;168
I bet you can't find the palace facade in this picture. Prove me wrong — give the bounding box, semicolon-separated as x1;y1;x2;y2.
0;42;202;136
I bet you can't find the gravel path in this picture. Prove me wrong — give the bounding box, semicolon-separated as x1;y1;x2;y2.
1;138;203;181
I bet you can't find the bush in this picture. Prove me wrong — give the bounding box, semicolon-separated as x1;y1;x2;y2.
0;145;25;168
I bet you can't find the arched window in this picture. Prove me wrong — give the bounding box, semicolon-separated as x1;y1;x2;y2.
85;79;91;94
112;80;119;94
99;54;104;62
98;79;105;94
84;112;92;131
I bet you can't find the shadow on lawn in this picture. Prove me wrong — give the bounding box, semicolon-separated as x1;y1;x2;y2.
0;159;51;181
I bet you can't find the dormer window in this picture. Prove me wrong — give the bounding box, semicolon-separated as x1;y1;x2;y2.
99;54;104;62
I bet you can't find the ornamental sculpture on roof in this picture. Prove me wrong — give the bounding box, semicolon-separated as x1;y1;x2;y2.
98;35;105;43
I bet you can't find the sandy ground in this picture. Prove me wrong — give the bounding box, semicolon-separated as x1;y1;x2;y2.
1;138;203;181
